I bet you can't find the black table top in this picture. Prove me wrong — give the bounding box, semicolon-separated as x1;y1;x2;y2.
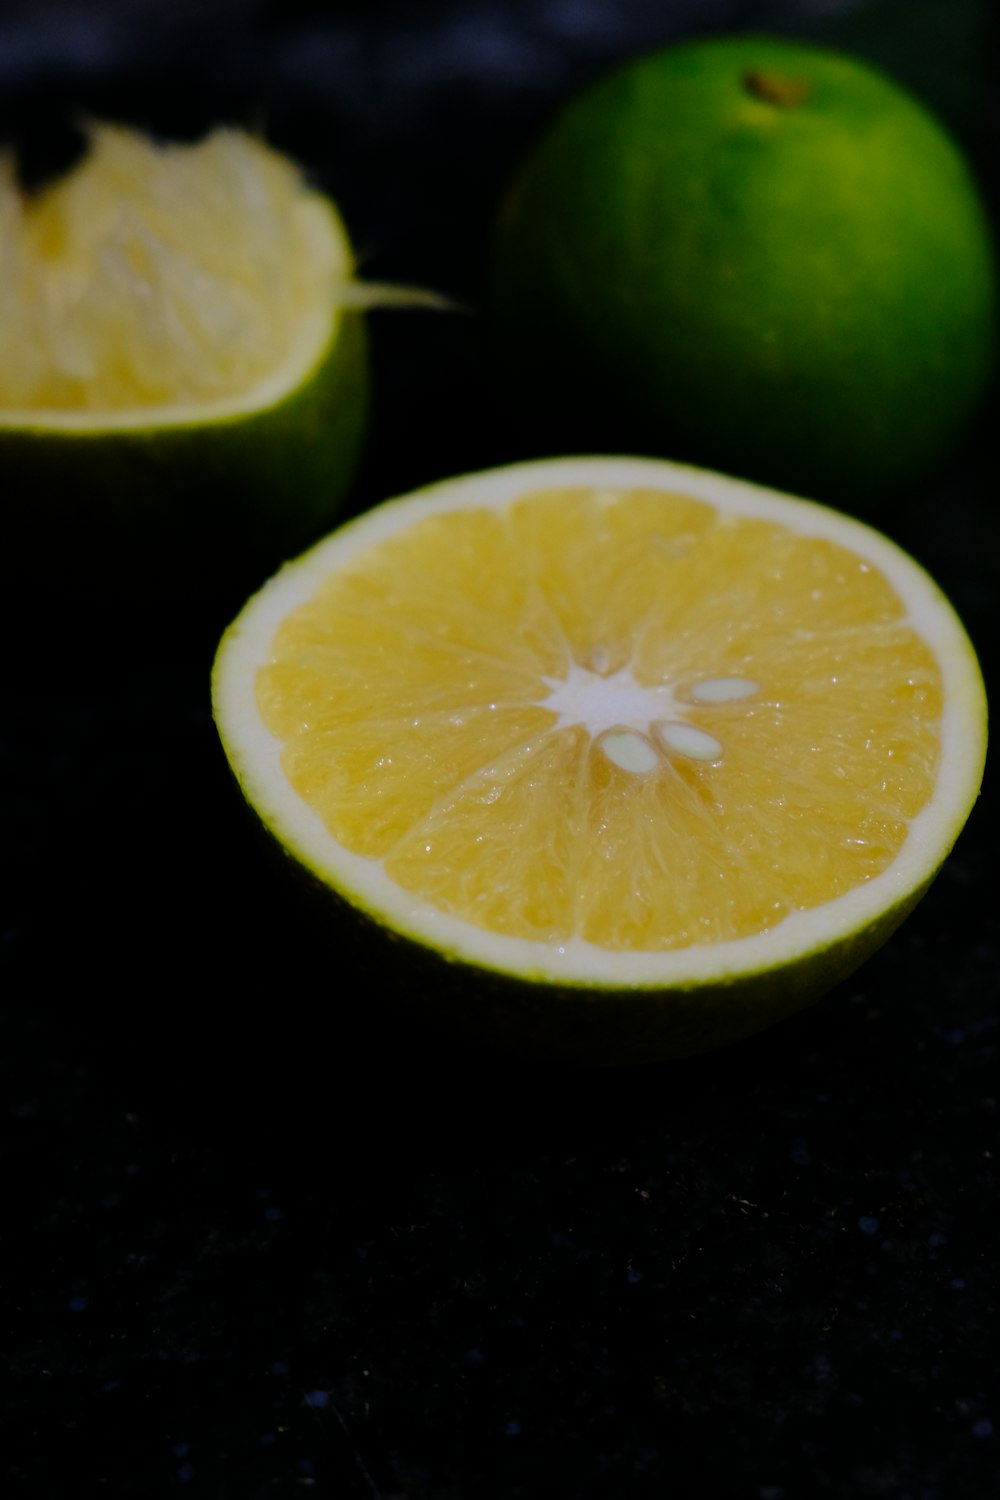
3;3;998;1495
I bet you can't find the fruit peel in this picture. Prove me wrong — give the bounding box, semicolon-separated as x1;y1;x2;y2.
490;35;998;506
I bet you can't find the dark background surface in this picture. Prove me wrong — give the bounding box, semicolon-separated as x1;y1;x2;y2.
2;1;999;1496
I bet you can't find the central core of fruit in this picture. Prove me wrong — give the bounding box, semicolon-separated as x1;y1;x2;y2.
257;485;942;952
540;661;759;770
0;124;346;413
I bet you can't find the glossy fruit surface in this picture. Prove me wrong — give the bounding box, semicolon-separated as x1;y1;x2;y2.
491;36;997;505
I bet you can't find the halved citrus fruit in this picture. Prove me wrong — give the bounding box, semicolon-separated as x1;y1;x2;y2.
0;123;407;601
211;457;987;1063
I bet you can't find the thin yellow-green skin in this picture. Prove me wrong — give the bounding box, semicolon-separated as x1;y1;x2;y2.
0;310;368;609
235;784;939;1066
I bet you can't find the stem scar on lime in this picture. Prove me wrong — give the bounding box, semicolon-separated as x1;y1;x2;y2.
742;70;812;107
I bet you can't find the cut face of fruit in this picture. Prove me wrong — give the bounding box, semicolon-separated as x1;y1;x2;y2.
212;458;987;1059
0;124;354;423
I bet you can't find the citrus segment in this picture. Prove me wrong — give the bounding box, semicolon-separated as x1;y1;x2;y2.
213;458;986;1060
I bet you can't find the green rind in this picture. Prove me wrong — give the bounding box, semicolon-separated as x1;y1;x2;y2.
491;35;998;504
241;800;940;1065
0;305;368;611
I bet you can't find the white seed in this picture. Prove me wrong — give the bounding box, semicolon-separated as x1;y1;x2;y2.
583;644;614;676
653;721;723;762
598;729;660;774
689;676;759;704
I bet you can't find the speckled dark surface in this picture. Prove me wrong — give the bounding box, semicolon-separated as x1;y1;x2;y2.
2;3;999;1496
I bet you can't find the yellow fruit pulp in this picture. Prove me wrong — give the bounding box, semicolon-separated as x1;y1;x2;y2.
255;484;942;953
0;124;347;413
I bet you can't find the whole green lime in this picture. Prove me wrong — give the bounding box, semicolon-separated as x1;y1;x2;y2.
490;35;997;504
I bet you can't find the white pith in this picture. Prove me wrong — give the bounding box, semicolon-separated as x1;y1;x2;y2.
212;456;987;990
541;660;683;737
538;663;739;771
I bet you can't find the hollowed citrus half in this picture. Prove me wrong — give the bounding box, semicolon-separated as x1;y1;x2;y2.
212;457;987;1062
0;124;376;601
